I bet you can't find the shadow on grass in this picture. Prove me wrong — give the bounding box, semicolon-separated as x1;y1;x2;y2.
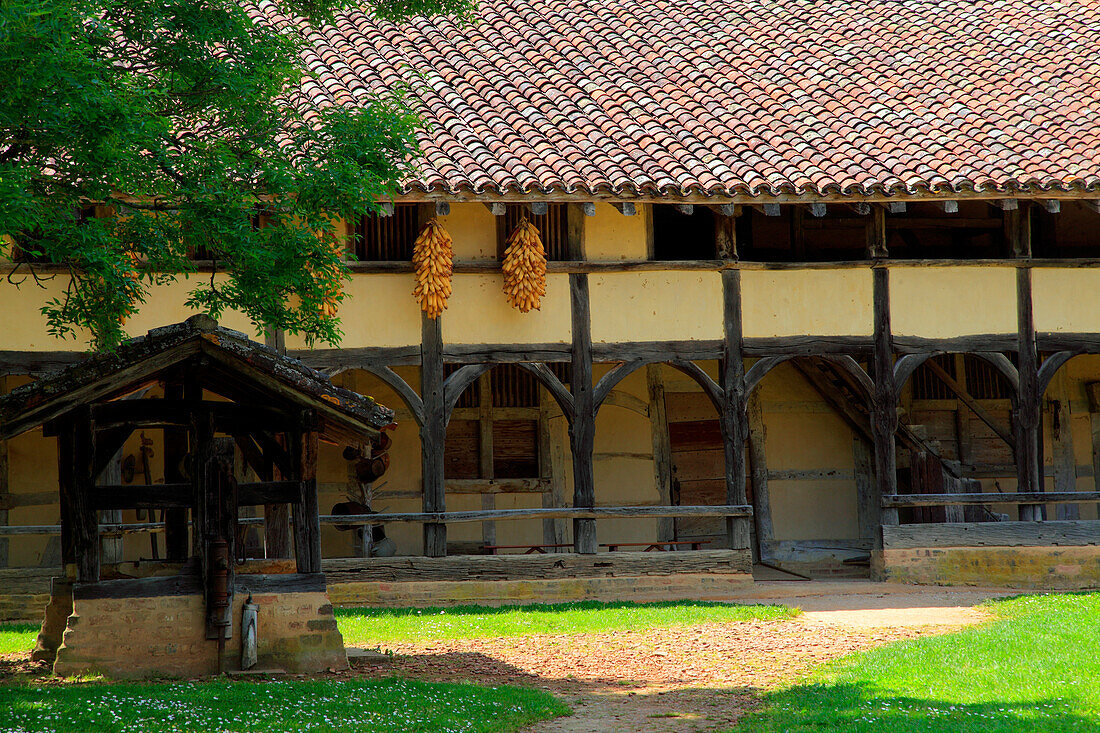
334;600;774;618
734;682;1093;733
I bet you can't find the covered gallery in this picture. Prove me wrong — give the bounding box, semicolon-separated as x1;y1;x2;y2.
3;0;1100;607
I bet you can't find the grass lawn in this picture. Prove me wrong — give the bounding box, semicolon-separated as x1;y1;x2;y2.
336;600;798;644
0;622;37;654
731;592;1100;733
0;677;569;732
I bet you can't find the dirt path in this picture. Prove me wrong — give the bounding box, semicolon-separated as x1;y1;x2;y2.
350;582;1011;733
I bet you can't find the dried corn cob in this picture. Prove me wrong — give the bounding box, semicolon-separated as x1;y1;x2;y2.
501;217;546;312
412;217;454;318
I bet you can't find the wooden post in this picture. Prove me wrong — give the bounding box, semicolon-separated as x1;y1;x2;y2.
162;380;191;562
0;376;7;568
291;423;322;573
747;392;773;560
853;435;876;539
421;312;447;556
570;273;597;553
72;409;99;582
720;269;750;550
1012;206;1043;520
872;266;898;527
646;365;675;543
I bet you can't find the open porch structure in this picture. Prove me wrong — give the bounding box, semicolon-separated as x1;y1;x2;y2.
1;315;393;677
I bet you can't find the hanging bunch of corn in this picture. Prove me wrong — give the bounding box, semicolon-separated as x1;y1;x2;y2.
501;216;547;312
412;217;454;318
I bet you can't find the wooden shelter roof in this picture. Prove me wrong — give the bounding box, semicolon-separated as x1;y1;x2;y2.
0;314;395;441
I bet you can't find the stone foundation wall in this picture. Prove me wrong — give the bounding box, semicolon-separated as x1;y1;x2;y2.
882;546;1100;588
41;574;346;678
0;568;55;623
328;572;753;607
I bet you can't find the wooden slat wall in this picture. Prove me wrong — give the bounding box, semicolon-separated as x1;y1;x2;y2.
665;392;725;540
355;204;418;261
498;205;570;261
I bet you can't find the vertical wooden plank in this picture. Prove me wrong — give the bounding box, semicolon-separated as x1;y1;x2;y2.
162;379;191;562
292;424;322;573
853;435;876;540
478;373;496;547
99;450;124;566
646;365;675;543
953;354;973;466
0;376;7;568
73;409;99;582
866;206;887;258
1015;265;1043;521
872;266;898;528
1090;412;1100;518
570;272;597;553
421;312;447;556
1049;370;1078;519
747;392;773;559
716;213;738;260
720;269;750;550
342;370;369;557
540;389;569;549
566;203;585;261
56;422;75;568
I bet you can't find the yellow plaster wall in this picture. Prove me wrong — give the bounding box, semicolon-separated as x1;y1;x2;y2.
741;269;873;338
890;265;1016;337
286;274;422;349
0;275;261;351
443;273;572;344
584;204;650;260
753;362;860;541
589;272;723;343
1033;268;1100;333
439;204;498;260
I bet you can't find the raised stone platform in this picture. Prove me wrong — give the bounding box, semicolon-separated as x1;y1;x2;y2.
35;571;347;678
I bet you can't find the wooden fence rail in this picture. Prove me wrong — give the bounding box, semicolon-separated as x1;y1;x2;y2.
882;491;1100;508
0;504;753;536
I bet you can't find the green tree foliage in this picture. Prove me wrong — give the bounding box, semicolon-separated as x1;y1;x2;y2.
0;0;472;349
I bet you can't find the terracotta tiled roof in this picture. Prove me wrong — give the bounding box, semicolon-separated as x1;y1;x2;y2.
256;0;1100;200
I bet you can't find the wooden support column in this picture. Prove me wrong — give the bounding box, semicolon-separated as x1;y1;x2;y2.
0;376;7;568
747;392;773;560
570;273;597;554
163;380;191;561
646;365;675;543
872;266;899;528
720;269;750;550
1011;205;1043;521
72;409;99;582
540;388;569;549
421;312;447;557
291;421;322;573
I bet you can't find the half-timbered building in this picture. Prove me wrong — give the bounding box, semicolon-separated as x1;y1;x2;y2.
3;0;1100;609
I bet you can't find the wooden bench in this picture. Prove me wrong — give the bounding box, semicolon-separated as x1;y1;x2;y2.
601;540;711;552
482;543;575;555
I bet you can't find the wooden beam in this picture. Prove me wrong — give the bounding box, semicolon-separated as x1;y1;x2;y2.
1084;200;1100;214
73;410;99;582
529;202;549;216
762;204;781;216
483;202;506;216
882;520;1099;549
539;388;568;549
853;436;876;540
872;267;899;528
161;379;190;562
720;269;749;550
1047;370;1078;520
809;202;827;217
886;202;906;214
421;312;447;557
478;373;495;548
709;204;740;217
923;358;1015;449
1016;262;1043;520
378;202;395;217
315;505;754;524
747;393;773;560
646;365;674;544
1004;203;1032;257
995;199;1019;211
675;204;694;216
612;202;636;216
1041;200;1061;214
0;375;8;567
93;484;192;510
883;491;1100;507
942;200;959;214
570;272;597;554
848;202;871;216
434;201;450;217
291;427;321;573
866;205;887;258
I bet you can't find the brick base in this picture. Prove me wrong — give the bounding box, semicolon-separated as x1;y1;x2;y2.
43;583;347;678
881;546;1100;589
327;572;754;607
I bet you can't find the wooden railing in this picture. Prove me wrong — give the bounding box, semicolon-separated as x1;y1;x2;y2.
882;492;1100;508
